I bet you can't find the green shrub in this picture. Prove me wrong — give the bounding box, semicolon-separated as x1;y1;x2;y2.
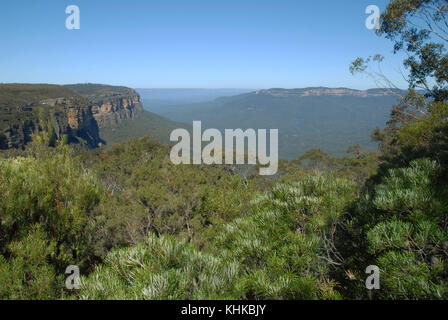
215;173;356;299
80;172;356;300
0;225;60;299
0;143;106;299
345;159;448;299
83;137;255;248
78;233;241;300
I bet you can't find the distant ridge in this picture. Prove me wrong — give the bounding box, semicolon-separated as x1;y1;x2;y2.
252;87;406;98
137;88;253;105
151;87;403;159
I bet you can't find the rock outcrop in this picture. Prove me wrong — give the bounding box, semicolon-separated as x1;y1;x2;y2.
0;84;144;150
90;94;143;128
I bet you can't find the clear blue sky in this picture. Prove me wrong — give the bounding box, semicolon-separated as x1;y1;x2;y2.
0;0;408;89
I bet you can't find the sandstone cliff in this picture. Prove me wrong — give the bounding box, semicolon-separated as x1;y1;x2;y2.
0;84;144;150
66;83;144;129
90;94;143;128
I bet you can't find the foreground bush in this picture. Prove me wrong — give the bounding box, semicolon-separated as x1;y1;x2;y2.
0;143;104;299
344;158;448;299
215;173;357;299
79;172;356;300
78;233;241;299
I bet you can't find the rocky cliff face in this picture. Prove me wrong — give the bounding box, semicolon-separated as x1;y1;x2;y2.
90;94;143;128
0;84;144;150
1;117;37;149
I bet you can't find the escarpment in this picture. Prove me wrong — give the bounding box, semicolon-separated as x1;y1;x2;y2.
66;83;144;128
90;94;143;128
0;84;144;150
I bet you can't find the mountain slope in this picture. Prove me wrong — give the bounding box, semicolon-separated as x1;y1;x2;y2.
136;88;253;114
156;88;401;159
98;109;190;146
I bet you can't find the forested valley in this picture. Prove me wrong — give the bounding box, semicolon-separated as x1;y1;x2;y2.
1;0;448;300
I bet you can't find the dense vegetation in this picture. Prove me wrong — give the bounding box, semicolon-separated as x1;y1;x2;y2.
0;84;81;109
1;0;447;300
65;83;136;98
